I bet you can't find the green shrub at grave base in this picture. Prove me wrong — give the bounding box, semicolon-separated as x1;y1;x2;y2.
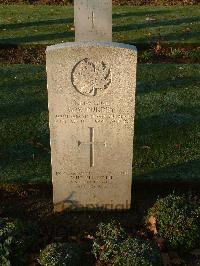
0;218;38;266
146;194;200;251
92;220;127;263
185;50;200;61
140;51;154;62
168;48;183;59
195;257;200;266
92;221;163;266
113;238;163;266
38;242;82;266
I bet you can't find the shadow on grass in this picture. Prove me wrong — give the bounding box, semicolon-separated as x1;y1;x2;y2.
0;113;199;183
0;72;48;131
137;76;199;95
135;108;199;135
0;65;199;184
127;31;200;44
0;31;74;44
112;9;169;19
134;160;200;182
0;10;168;32
0;64;46;81
0;160;199;246
0;76;46;93
0;18;73;31
157;30;200;43
113;16;199;32
0;133;51;183
0;99;47;120
1;13;198;44
0;68;47;119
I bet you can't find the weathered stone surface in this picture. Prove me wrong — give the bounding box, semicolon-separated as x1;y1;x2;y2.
74;0;112;42
46;42;137;211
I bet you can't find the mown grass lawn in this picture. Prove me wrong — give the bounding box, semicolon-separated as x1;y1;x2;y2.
0;64;199;183
0;5;199;45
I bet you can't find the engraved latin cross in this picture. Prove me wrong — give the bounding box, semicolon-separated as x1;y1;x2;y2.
78;127;106;167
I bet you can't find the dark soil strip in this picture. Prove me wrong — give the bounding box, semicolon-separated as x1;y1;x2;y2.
1;180;200;230
0;45;46;65
0;0;199;6
1;181;199;265
0;44;199;64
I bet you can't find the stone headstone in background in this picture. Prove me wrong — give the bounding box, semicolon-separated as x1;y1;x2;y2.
74;0;112;41
46;42;137;211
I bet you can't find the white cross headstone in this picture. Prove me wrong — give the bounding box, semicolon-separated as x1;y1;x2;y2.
74;0;112;41
46;1;137;212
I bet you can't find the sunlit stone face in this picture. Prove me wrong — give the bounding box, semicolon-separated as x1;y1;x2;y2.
46;42;137;212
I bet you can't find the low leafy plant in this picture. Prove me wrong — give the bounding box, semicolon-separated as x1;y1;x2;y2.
185;50;200;61
195;257;200;266
113;237;163;266
92;221;163;265
169;48;183;58
0;218;37;266
92;220;127;263
38;242;82;266
141;50;154;62
146;194;200;250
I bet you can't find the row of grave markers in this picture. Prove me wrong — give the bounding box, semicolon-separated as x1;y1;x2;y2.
46;0;137;212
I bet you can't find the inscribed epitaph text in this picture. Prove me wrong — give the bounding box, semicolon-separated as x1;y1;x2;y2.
46;42;137;211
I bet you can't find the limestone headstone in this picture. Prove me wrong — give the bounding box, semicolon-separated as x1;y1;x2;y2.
46;42;137;211
74;0;112;42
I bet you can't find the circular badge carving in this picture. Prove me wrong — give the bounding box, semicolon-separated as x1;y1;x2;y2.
71;58;111;96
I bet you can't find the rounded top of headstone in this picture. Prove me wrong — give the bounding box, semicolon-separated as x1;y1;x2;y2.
46;41;137;53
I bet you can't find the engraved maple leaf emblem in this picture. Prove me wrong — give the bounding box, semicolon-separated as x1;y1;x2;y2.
72;58;111;96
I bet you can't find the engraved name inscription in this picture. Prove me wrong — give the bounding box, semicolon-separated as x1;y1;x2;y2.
56;171;114;189
55;171;128;189
55;100;133;127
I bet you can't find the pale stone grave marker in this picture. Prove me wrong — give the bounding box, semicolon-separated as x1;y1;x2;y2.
74;0;112;42
46;0;137;212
